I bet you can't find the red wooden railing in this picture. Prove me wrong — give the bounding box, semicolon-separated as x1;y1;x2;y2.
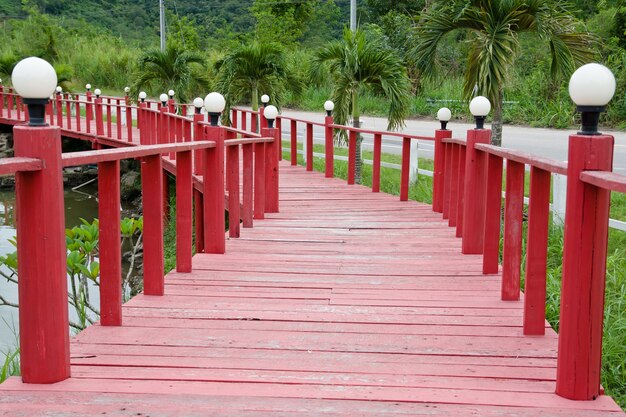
235;102;619;402
0;89;282;385
0;90;619;401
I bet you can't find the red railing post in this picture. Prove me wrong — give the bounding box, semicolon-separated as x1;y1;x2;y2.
193;113;204;175
242;110;248;131
46;100;54;125
86;91;93;133
400;137;411;201
176;150;193;272
64;93;71;129
227;144;241;238
501;159;524;300
231;109;238;129
455;145;467;238
14;124;70;383
168;98;175;114
0;85;4;117
75;95;81;132
306;123;313;171
482;154;503;274
276;117;283;161
126;101;133;142
372;133;382;192
433;129;452;213
98;159;122;326
251;111;258;133
461;129;490;253
259;106;267;131
194;189;205;253
523;166;551;335
254;142;266;220
325;115;334;177
95;97;104;136
448;144;459;227
262;127;280;213
204;125;226;253
116;99;122;140
106;98;112;138
348;129;357;185
7;88;13;119
242;143;254;228
290;120;297;165
556;133;614;400
138;102;147;145
141;154;165;295
55;93;63;128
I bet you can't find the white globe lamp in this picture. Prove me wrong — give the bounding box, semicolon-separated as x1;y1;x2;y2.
261;94;270;107
94;88;101;98
193;97;204;114
569;63;616;135
469;96;491;129
324;100;334;116
138;91;147;103
264;104;278;128
437;107;451;130
11;57;58;126
159;93;168;106
204;92;226;126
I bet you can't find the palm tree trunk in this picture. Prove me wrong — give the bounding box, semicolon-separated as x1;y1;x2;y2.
352;90;363;184
251;87;259;132
491;88;503;146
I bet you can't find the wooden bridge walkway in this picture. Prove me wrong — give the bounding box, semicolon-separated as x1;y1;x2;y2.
1;162;623;416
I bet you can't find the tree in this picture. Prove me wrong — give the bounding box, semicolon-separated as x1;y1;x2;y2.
411;0;595;145
316;28;411;184
131;44;209;104
215;42;298;114
251;0;317;45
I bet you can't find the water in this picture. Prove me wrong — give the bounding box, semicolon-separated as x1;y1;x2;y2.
0;185;102;352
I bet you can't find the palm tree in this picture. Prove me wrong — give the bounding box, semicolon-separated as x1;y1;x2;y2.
411;0;595;145
131;45;209;104
215;42;299;115
316;28;411;184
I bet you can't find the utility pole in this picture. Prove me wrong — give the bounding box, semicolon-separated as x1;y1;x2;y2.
350;0;356;32
159;0;166;51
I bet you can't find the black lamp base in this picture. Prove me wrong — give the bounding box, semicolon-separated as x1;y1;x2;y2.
209;112;220;126
440;121;448;130
577;105;605;136
474;116;486;130
23;98;49;127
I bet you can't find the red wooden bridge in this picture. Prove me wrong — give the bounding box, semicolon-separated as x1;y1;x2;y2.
0;89;623;416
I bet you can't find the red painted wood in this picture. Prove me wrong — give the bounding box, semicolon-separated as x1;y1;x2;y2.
106;99;113;137
523;166;550;335
502;159;524;301
14;125;70;383
290;120;297;166
305;123;313;171
448;144;459;227
65;94;71;129
259;107;267;131
263;127;279;213
231;109;238;129
455;145;466;238
476;143;568;175
276;117;282;162
348;130;357;185
0;157;43;175
56;94;63;128
141;154;165;295
86;92;93;133
580;170;626;193
227;144;241;238
242;143;254;228
95;98;104;136
47;100;54;125
372;133;382;193
163;171;170;224
557;134;614;400
242;110;248;131
323;116;334;177
400;136;411;201
193;113;204;175
98;160;122;326
254;143;266;220
442;143;452;219
75;97;81;132
482;153;503;274
251;112;258;134
433;129;451;213
176;150;193;273
194;189;205;253
461;129;490;254
203;125;226;254
116;100;122;139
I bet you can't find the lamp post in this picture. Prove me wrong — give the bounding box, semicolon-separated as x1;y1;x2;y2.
139;91;147;103
193;97;204;115
202;92;226;254
462;98;491;254
432;107;453;213
262;105;279;213
168;89;175;113
11;57;70;383
124;86;130;101
556;63;616;401
324;100;335;177
261;94;269;108
159;93;168;108
85;83;91;92
94;88;101;99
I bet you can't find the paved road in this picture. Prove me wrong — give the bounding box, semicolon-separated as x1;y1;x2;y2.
278;108;626;174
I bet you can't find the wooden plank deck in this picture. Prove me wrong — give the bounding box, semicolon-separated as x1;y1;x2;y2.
1;143;625;415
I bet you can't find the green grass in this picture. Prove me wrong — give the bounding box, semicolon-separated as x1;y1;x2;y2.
0;348;20;383
283;143;626;410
